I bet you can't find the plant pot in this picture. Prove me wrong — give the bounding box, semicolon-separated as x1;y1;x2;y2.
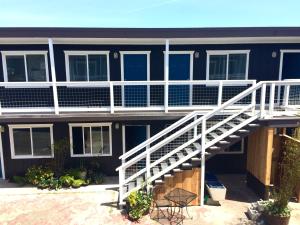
263;212;290;225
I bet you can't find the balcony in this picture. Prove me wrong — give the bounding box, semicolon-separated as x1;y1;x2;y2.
0;80;257;115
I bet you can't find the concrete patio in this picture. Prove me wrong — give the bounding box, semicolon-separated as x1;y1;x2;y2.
0;175;299;225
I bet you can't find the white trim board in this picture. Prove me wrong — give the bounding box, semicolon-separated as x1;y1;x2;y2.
8;124;54;159
1;51;50;84
69;123;112;157
206;50;250;80
64;51;110;82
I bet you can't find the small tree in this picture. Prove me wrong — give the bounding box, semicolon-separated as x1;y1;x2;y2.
50;139;70;176
266;128;300;217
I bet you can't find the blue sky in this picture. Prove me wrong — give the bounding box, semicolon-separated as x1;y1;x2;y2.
0;0;299;27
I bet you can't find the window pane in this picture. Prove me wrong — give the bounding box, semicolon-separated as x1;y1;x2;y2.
228;54;247;80
26;55;47;81
69;55;87;81
6;56;26;81
88;55;108;81
102;126;110;155
84;127;91;154
72;127;83;155
91;127;102;155
209;55;227;80
32;128;51;156
13;128;31;155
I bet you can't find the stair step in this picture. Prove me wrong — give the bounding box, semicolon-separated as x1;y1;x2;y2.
160;162;168;170
191;157;201;161
136;176;144;187
155;179;164;184
193;143;201;149
173;168;182;173
185;148;193;155
152;167;160;176
229;134;240;139
248;123;259;127
164;174;173;178
169;157;176;164
219;140;230;145
218;128;228;133
176;152;184;159
209;145;221;150
209;132;219;139
182;162;192;167
238;129;250;133
236;117;246;123
128;182;135;191
227;122;237;128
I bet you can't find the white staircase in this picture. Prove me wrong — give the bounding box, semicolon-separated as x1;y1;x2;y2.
116;80;300;206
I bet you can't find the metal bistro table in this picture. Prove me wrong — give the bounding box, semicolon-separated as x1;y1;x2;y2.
164;188;197;224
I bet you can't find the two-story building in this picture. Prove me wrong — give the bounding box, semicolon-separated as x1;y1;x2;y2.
0;27;300;205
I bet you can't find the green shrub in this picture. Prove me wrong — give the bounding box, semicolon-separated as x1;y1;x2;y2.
59;175;75;187
37;178;62;190
25;166;54;186
72;179;86;188
88;170;104;184
127;190;152;221
12;176;26;186
66;168;87;180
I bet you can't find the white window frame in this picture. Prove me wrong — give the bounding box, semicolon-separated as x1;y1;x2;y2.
69;123;112;157
278;49;300;80
120;51;151;107
9;124;54;159
1;51;49;82
64;51;110;82
206;50;250;80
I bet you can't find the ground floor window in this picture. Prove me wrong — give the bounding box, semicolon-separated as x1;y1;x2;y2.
69;123;112;157
9;124;53;159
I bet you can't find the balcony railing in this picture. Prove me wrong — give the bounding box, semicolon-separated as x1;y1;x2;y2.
0;79;298;115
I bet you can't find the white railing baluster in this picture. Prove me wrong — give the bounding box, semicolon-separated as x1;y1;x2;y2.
283;84;290;109
269;83;275;116
110;82;114;113
260;83;266;118
200;119;206;206
218;81;223;106
164;39;169;113
146;147;150;192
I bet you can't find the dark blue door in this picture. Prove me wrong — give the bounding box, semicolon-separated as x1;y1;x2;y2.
123;54;148;107
168;54;190;106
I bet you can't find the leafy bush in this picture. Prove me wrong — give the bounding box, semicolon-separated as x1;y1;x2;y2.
127;190;152;221
12;176;26;186
88;170;104;184
66;168;87;180
25;166;54;186
72;179;87;188
59;175;75;187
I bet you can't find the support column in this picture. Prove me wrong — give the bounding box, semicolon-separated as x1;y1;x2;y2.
164;39;169;113
48;38;59;115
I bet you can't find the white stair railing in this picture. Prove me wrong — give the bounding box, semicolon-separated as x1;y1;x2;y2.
117;80;300;205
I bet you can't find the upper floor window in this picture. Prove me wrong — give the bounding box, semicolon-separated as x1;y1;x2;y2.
65;51;110;81
1;51;49;82
206;50;250;80
9;124;54;159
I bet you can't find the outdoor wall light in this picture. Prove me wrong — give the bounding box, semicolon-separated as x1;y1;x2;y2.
115;123;119;129
194;51;200;58
272;51;277;58
114;52;119;59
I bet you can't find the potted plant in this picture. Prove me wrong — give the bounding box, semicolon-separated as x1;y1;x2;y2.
263;131;300;225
